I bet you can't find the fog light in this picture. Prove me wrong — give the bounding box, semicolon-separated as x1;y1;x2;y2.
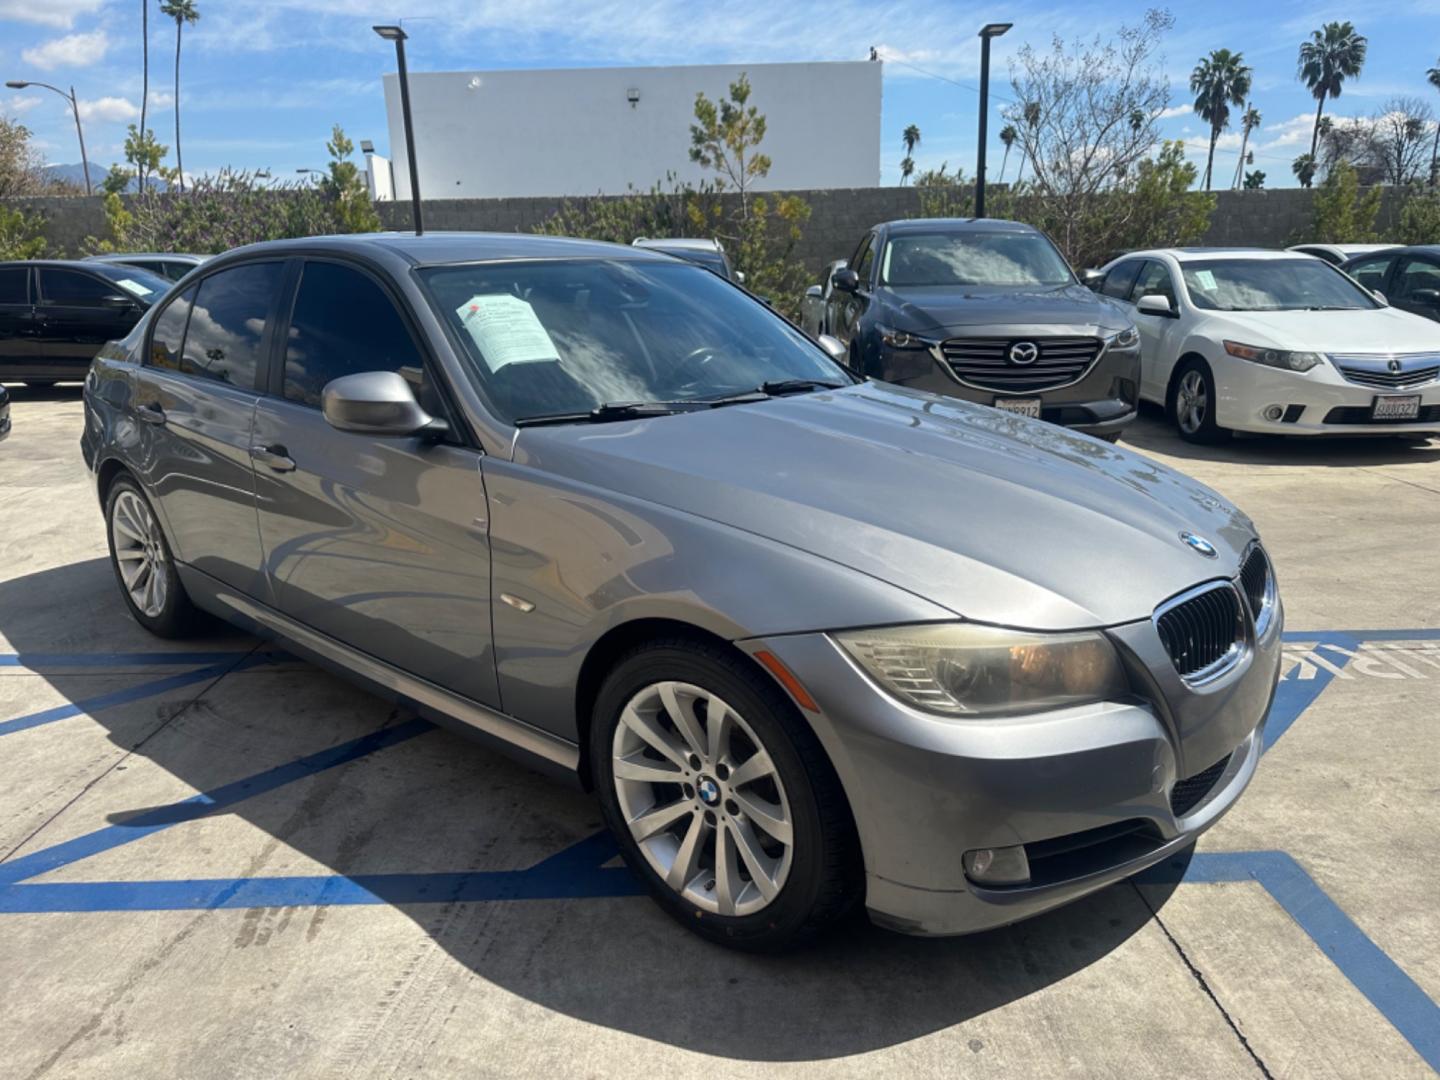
1263;405;1284;421
963;845;1031;886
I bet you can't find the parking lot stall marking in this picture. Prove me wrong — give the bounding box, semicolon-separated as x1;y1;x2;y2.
0;632;1436;1070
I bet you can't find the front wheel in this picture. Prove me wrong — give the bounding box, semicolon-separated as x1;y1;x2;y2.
1171;360;1229;445
105;476;198;638
590;639;861;952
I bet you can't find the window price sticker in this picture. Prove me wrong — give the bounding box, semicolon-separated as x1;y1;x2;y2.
455;294;561;372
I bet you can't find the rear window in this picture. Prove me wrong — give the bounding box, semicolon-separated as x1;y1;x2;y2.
0;267;27;305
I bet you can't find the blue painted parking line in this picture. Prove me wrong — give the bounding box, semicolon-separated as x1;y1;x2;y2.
0;651;255;668
0;632;1436;1071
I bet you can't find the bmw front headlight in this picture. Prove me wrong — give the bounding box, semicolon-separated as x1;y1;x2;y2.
1223;340;1324;372
835;623;1129;718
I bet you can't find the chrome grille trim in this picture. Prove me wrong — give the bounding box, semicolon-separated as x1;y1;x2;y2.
936;335;1106;393
1238;543;1276;638
1328;352;1440;390
1153;581;1247;685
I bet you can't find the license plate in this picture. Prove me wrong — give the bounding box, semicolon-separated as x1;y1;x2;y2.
994;397;1042;418
1371;395;1421;420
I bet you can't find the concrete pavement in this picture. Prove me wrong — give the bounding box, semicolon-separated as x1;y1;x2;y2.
1;386;1436;1078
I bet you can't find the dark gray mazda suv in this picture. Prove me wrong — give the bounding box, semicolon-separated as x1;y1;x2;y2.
82;232;1280;951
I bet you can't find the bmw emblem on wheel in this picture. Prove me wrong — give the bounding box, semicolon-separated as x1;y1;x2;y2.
1007;341;1040;365
697;777;721;806
1180;531;1218;558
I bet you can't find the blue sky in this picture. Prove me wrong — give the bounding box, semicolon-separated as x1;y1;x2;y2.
3;0;1440;191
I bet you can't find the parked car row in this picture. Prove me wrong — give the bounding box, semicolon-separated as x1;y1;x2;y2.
795;224;1440;445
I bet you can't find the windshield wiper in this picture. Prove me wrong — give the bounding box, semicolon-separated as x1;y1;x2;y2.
513;401;697;427
757;378;848;395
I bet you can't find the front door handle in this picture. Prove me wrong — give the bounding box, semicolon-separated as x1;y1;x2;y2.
250;443;296;472
135;402;166;425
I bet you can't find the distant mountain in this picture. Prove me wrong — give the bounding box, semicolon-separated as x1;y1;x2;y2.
41;162;169;194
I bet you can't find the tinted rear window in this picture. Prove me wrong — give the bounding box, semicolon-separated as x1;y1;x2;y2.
0;267;27;305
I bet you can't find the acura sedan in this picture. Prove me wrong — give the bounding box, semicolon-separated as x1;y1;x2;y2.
82;233;1281;951
1094;248;1440;442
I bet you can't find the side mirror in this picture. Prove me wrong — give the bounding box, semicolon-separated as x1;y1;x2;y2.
1082;269;1105;290
804;285;823;299
1373;290;1388;306
321;371;444;437
817;334;847;360
832;268;860;293
101;293;139;308
1136;294;1174;317
734;270;746;285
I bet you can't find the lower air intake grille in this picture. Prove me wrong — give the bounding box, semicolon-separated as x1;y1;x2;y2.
1170;753;1231;817
1155;583;1243;680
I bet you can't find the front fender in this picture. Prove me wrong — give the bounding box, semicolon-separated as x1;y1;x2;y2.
481;458;954;742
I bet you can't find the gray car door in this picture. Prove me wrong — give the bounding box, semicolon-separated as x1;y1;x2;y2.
130;261;285;596
249;258;499;708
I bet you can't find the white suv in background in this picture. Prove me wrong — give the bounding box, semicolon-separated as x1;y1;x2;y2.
1092;248;1440;443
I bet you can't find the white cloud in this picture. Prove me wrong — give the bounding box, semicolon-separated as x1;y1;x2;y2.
1156;104;1192;120
0;0;105;29
77;96;140;123
149;90;175;108
5;95;45;116
21;29;111;70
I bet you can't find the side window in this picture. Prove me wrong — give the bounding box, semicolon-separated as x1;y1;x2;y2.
180;262;284;389
1132;260;1177;305
1100;260;1141;300
0;267;28;305
1393;257;1440;302
856;237;876;284
162;262;193;282
38;269;117;307
1347;256;1392;291
148;285;197;371
282;261;424;407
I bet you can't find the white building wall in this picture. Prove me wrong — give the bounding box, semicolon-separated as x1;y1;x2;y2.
381;61;881;200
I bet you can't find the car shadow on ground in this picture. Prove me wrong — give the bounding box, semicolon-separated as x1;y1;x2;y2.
1121;403;1440;467
0;558;1184;1062
0;381;86;402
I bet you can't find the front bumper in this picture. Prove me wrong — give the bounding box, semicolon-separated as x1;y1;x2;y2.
878;338;1141;437
1213;355;1440;436
744;593;1282;936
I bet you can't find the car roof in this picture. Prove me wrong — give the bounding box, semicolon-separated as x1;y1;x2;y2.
631;237;722;252
0;258;155;272
880;217;1037;234
1122;248;1311;263
86;252;208;262
213;231;674;268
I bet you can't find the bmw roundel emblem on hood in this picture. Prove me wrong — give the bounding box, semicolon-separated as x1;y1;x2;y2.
1180;531;1218;558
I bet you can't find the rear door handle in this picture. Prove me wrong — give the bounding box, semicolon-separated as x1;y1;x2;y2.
135;402;166;425
250;443;296;472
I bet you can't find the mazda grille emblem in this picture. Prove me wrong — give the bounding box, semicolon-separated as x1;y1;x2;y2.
1008;341;1040;365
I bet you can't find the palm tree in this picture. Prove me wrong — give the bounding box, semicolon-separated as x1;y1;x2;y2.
1427;60;1440;186
139;0;149;191
159;0;199;193
1190;49;1252;191
998;124;1017;183
1016;100;1041;183
1297;21;1368;160
900;156;915;185
1232;104;1261;189
900;124;920;184
1129;107;1146;135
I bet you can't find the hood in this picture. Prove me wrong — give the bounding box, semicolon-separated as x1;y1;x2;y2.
512;383;1255;630
886;283;1128;334
1208;306;1440;353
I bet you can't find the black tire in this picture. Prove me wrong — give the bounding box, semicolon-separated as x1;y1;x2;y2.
1098;431;1123;444
104;475;199;638
590;638;862;952
1169;358;1229;445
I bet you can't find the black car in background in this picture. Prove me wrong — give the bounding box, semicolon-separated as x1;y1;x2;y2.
820;219;1141;440
1341;245;1440;323
0;261;170;386
0;384;10;442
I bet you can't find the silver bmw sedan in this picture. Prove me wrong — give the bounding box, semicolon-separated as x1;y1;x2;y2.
81;232;1282;951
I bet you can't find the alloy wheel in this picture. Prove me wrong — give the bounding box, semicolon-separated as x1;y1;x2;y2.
110;489;169;619
611;680;794;917
1177;369;1208;435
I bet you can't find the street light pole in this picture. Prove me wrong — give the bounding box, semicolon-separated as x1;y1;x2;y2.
975;23;1012;219
373;24;423;235
5;79;92;194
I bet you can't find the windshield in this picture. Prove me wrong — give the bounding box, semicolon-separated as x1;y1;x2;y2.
1181;259;1378;312
420;259;851;424
95;265;171;302
880;231;1074;288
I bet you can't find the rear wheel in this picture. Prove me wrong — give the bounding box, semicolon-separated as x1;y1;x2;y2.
590;639;860;951
1171;360;1229;444
105;476;198;638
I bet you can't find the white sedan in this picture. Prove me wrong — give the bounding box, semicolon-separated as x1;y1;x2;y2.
1092;248;1440;442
